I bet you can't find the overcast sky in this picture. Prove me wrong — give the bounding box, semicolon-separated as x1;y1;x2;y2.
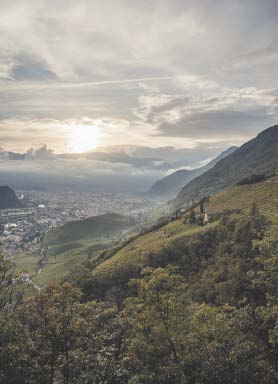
0;0;277;153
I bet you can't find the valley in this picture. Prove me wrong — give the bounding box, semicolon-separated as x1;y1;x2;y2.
1;2;277;381
1;192;157;291
91;174;278;289
1;123;278;384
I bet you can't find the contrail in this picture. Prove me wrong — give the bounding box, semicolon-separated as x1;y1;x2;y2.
0;75;187;92
76;76;184;87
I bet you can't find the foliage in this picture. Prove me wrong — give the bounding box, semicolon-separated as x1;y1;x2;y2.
1;179;278;383
237;173;266;185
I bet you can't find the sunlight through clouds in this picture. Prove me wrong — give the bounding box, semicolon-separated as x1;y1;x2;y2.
67;124;99;153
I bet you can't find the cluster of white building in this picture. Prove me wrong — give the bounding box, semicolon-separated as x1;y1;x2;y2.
0;191;155;258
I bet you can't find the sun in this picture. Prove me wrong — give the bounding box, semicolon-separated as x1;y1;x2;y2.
68;125;99;153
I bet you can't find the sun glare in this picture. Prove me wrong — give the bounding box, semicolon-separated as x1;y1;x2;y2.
68;125;99;153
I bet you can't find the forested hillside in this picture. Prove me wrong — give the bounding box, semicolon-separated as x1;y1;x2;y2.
1;173;278;383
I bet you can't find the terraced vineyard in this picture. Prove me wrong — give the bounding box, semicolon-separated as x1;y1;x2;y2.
93;177;278;284
92;216;216;283
208;177;278;224
15;178;278;289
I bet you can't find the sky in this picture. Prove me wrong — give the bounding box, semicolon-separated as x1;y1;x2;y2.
0;0;277;155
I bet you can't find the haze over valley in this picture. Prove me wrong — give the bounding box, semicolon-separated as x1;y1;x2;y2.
0;1;278;383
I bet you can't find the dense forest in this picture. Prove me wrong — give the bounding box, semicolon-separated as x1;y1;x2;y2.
1;204;278;383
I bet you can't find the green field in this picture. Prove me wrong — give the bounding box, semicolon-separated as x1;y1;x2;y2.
13;241;109;288
13;213;133;287
34;247;88;285
13;253;39;275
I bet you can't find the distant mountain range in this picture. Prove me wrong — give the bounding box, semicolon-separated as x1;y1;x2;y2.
0;186;22;209
148;146;237;200
0;152;25;160
173;125;278;208
0;143;240;194
0;144;236;171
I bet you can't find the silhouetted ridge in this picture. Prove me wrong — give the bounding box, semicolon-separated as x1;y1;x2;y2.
173;125;278;207
0;186;22;209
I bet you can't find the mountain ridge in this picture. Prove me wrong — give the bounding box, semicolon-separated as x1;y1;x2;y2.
0;186;22;209
148;146;237;199
173;125;278;208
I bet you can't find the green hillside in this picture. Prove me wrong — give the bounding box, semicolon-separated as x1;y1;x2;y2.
208;176;278;223
34;247;90;285
13;253;39;274
174;125;278;208
44;212;133;246
92;176;278;287
93;219;213;284
4;157;278;384
13;213;133;288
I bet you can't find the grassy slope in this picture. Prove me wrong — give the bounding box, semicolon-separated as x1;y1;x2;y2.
14;178;278;287
32;213;133;285
44;213;132;246
208;177;278;224
14;213;131;287
13;243;109;288
13;253;39;275
93;177;278;283
34;247;88;285
34;242;111;286
93;218;216;282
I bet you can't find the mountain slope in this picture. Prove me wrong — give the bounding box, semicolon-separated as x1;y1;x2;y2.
207;176;278;223
148;146;237;199
173;125;278;208
44;213;133;246
92;174;278;288
0;186;22;209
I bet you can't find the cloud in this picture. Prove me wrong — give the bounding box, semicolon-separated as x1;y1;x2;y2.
25;145;55;160
0;0;277;153
0;139;239;192
157;109;275;139
0;156;166;193
134;86;278;140
234;45;278;65
11;53;57;80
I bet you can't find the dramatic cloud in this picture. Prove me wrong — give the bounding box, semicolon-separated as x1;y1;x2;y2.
136;87;278;140
0;0;277;154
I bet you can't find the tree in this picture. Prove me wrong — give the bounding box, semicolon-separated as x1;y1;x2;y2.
123;266;265;384
188;210;196;224
0;252;23;383
4;282;128;384
7;284;84;384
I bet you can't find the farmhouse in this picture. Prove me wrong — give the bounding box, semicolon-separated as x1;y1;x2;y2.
204;209;218;224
